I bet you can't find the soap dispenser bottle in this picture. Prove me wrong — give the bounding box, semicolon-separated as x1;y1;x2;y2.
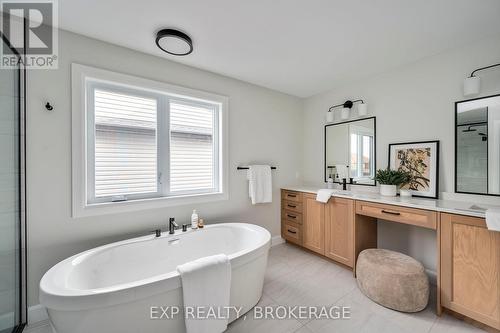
191;209;199;229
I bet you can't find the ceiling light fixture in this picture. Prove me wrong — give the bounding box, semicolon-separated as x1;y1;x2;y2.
155;29;193;56
463;63;500;96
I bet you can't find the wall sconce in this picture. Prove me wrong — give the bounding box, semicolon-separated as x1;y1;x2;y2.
327;99;367;121
463;63;500;96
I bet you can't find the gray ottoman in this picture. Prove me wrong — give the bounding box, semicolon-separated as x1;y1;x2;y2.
356;249;429;312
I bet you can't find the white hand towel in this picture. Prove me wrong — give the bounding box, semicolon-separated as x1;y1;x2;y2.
177;254;231;333
247;165;272;204
316;189;335;203
485;208;500;232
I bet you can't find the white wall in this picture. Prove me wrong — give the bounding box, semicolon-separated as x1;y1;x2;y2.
26;30;303;306
302;35;500;272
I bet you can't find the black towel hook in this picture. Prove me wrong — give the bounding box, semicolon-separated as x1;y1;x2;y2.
45;102;53;111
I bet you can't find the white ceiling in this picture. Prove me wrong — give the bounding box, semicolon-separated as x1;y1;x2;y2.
59;0;500;97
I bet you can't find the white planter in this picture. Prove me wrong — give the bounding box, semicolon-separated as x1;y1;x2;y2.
399;189;412;197
380;184;397;197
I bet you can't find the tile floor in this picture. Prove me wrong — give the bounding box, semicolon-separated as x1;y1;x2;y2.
25;243;485;333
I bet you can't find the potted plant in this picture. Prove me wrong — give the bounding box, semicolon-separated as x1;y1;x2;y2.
374;168;412;197
399;176;414;197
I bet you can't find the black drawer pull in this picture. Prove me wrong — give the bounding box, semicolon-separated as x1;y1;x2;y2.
287;194;297;198
287;204;297;208
381;209;401;216
287;214;297;219
287;229;297;234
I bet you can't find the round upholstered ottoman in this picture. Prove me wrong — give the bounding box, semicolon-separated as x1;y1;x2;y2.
356;249;429;312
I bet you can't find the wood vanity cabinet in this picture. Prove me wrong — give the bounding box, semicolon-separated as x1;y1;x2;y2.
281;190;354;264
303;193;325;255
440;213;500;330
280;189;500;330
281;190;303;246
325;197;354;267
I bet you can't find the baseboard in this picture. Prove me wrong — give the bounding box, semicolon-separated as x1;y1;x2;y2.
271;235;285;247
28;304;48;325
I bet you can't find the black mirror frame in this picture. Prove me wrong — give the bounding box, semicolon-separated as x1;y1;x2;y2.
324;116;377;186
454;93;500;197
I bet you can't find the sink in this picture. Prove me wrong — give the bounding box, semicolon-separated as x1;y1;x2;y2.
331;189;353;196
469;205;487;211
454;205;487;213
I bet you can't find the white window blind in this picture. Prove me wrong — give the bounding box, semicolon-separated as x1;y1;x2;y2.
93;89;158;199
85;78;222;205
169;101;216;193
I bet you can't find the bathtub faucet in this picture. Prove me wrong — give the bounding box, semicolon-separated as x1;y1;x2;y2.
151;229;162;237
169;218;179;234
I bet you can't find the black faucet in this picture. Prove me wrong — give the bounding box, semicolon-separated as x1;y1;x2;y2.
151;229;161;237
169;217;179;234
342;178;347;191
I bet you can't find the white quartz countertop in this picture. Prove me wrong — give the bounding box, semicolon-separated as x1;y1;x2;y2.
281;185;500;219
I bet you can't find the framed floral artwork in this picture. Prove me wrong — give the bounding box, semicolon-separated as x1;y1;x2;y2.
388;140;440;199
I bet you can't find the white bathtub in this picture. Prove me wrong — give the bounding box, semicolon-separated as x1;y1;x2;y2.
39;223;271;333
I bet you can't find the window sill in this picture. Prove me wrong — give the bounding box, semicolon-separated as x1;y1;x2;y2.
72;191;228;218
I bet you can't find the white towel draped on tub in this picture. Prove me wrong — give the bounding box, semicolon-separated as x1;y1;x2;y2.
177;254;231;333
247;165;272;204
316;189;335;203
485;208;500;232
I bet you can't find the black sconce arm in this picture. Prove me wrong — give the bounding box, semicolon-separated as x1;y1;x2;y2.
469;63;500;77
328;99;365;112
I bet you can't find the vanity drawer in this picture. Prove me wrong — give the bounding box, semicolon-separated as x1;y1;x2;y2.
282;210;303;224
356;201;437;230
282;190;302;203
282;221;302;245
282;200;303;213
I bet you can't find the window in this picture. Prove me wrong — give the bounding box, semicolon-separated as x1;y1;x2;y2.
72;64;228;217
90;87;160;202
350;132;374;179
169;100;218;193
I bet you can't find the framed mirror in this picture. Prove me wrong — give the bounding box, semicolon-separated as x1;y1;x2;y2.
324;117;376;185
455;94;500;196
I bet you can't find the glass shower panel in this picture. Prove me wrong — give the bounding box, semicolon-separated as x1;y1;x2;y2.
0;36;21;333
456;124;488;194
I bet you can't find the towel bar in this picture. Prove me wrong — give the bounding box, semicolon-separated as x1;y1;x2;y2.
237;166;277;170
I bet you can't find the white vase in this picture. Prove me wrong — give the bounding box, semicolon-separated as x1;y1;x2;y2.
399;189;412;197
380;184;397;197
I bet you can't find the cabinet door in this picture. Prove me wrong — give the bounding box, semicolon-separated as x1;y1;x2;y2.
303;194;325;255
440;213;500;330
325;198;354;267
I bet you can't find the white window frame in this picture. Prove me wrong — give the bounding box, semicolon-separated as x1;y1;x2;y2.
87;81;164;204
167;96;220;197
72;63;229;217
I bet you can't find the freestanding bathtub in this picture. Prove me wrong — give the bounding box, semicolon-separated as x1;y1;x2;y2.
40;223;271;333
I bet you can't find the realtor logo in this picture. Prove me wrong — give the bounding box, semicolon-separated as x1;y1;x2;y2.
1;0;58;68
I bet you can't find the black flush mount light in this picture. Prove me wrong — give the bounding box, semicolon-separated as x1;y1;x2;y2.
155;29;193;56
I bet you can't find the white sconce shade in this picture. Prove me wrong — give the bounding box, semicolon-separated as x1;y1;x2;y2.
341;107;350;120
326;111;334;123
357;103;368;116
463;76;480;96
